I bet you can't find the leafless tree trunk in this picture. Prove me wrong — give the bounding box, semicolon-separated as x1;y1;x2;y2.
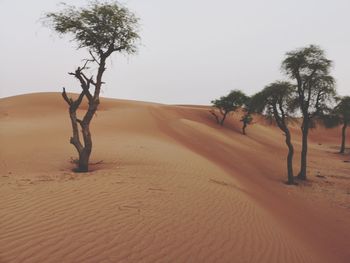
298;114;309;180
220;111;228;126
273;103;295;185
209;110;220;125
210;109;228;126
242;122;247;135
285;128;294;184
62;54;107;172
340;122;347;154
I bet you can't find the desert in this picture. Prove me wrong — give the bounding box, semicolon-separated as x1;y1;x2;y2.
1;0;350;262
0;93;349;263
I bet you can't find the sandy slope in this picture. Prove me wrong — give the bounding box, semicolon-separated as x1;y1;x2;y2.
0;93;349;263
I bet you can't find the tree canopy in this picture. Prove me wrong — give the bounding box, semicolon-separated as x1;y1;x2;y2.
45;1;140;57
212;90;248;113
251;81;296;119
282;45;336;117
282;44;331;82
211;90;249;126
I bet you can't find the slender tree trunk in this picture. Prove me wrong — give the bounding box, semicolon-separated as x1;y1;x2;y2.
285;129;294;185
76;98;99;172
209;110;220;124
298;119;309;180
340;122;347;154
242;122;247;135
273;104;295;185
220;112;228;126
68;107;83;154
77;122;93;172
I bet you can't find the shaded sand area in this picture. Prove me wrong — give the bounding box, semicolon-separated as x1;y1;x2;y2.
1;93;349;263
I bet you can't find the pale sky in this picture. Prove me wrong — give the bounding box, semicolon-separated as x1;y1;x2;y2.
1;0;349;104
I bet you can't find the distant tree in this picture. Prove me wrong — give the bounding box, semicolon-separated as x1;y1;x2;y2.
240;113;253;135
210;90;248;126
282;45;336;180
44;1;140;172
240;96;255;135
323;96;350;154
251;81;296;185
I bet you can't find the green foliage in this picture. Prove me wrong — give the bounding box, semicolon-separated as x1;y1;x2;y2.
240;113;253;124
281;44;336;117
322;114;341;128
307;75;336;115
335;96;350;122
282;44;331;78
323;96;350;128
250;81;296;119
44;1;140;55
211;90;249;114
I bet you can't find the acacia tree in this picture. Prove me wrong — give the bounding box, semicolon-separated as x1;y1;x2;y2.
251;81;296;184
210;90;248;126
323;96;350;153
240;113;253;135
282;45;336;180
45;2;140;172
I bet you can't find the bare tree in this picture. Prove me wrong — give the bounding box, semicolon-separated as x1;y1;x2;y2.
44;1;140;172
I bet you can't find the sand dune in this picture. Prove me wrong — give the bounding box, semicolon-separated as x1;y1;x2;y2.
0;93;349;263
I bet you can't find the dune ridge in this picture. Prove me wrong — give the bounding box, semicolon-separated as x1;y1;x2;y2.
0;93;349;263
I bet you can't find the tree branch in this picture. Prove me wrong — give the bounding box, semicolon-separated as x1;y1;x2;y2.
89;50;100;65
62;87;73;106
81;72;96;86
209;109;220;124
114;45;127;52
81;60;90;71
72;91;85;111
68;68;93;101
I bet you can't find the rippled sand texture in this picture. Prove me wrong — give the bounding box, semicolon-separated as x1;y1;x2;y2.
1;93;349;263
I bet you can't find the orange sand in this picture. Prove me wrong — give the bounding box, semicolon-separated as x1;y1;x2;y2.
0;93;349;263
